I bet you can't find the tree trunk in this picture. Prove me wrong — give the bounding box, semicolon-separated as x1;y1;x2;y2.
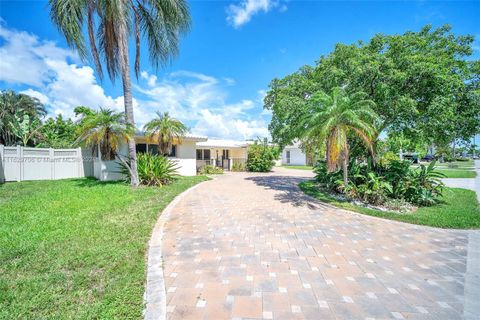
342;144;349;186
452;139;456;159
118;20;139;187
342;156;348;186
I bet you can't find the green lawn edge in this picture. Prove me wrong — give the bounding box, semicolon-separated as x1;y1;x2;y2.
299;180;480;229
0;176;209;319
435;169;477;178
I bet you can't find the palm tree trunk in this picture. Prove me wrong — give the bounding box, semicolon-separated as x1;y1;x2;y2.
118;20;139;187
342;156;348;186
342;144;349;186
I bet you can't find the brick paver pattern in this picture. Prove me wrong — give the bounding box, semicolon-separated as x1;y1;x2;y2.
161;168;471;320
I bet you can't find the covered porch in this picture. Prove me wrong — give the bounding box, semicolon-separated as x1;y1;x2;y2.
196;139;248;171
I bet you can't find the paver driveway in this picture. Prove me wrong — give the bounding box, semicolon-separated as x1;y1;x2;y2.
146;168;479;320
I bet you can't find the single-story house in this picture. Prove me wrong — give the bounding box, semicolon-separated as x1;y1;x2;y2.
93;133;208;181
281;141;313;166
196;139;249;171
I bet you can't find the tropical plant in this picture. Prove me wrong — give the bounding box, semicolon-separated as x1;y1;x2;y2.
231;162;246;172
75;108;133;164
246;138;276;172
0;90;46;146
143;112;188;155
405;161;445;206
9;114;44;147
198;165;223;175
314;159;445;207
120;153;179;186
49;0;191;186
301;87;378;185
38;114;77;148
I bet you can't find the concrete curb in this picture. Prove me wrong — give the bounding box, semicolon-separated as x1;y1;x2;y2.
143;178;213;320
464;231;480;319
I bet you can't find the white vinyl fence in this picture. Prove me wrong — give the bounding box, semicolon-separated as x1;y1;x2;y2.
0;145;94;182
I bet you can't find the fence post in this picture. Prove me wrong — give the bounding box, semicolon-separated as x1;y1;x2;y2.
50;147;55;180
77;147;83;177
17;145;23;181
0;144;4;183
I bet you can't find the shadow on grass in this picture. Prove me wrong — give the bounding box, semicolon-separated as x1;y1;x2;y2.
72;177;128;188
245;175;331;210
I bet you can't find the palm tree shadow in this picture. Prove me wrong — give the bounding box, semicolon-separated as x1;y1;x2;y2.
72;177;127;188
245;175;332;210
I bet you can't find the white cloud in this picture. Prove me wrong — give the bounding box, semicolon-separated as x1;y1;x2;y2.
19;88;49;104
0;24;77;86
135;71;270;139
0;25;270;140
226;0;285;28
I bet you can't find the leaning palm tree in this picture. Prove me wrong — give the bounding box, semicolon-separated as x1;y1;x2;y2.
49;0;191;186
76;108;133;166
143;111;188;155
301;87;379;185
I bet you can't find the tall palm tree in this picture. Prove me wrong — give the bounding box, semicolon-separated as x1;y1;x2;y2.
143;111;188;155
49;0;191;186
0;90;46;146
76;107;133;162
301;87;378;185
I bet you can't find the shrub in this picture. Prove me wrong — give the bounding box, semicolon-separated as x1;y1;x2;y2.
379;151;399;166
313;159;445;207
246;140;276;172
119;153;178;186
199;165;223;175
231;162;246;172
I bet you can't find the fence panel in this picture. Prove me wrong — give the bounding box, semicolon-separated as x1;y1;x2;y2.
0;145;94;182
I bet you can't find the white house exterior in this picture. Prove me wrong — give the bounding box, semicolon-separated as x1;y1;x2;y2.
196;139;249;171
94;133;207;181
282;141;308;166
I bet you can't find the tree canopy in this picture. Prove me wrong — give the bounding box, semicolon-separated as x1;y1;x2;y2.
265;25;480;149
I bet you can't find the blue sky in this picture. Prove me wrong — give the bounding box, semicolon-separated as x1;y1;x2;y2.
1;0;479;140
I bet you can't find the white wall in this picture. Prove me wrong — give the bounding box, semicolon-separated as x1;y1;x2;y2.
0;145;94;182
282;147;307;166
171;140;197;176
95;140;199;181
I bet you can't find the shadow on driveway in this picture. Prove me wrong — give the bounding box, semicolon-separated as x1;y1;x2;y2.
245;175;331;210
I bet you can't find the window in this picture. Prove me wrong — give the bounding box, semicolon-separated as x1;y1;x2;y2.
148;144;159;155
196;149;211;160
286;150;290;164
203;149;210;160
168;145;177;157
136;143;147;153
222;149;229;159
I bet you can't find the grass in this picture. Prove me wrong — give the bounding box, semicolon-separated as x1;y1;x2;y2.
411;161;477;178
435;169;477;178
299;180;480;229
282;165;314;170
0;176;209;319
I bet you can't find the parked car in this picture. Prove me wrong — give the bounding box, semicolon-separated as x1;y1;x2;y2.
421;154;435;162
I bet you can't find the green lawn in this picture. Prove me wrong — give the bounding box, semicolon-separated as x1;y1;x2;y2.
435;169;477;178
411;161;477;178
0;176;209;319
299;180;480;229
282;165;314;170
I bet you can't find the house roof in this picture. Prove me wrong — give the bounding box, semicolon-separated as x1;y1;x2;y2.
196;139;249;148
284;140;302;149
